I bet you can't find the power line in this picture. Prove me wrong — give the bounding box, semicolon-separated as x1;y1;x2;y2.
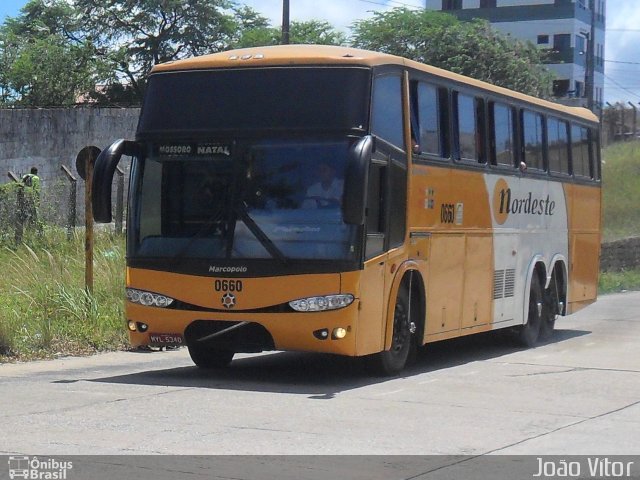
355;0;423;10
604;73;640;100
605;59;640;65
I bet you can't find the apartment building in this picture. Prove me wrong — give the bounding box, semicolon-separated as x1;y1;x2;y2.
424;0;606;110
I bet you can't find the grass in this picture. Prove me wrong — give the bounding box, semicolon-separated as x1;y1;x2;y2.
599;270;640;295
599;139;640;293
602;140;640;242
0;227;127;362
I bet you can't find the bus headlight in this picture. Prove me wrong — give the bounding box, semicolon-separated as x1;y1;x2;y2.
126;288;175;308
289;294;354;312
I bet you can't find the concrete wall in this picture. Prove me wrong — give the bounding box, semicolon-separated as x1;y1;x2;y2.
0;108;139;224
600;237;640;272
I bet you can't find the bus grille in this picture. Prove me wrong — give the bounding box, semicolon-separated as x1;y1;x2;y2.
503;269;516;297
494;269;516;299
493;270;504;299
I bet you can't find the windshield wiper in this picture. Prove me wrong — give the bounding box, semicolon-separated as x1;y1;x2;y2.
234;204;288;264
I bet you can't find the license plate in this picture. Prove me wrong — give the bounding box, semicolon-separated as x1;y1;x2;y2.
148;333;184;345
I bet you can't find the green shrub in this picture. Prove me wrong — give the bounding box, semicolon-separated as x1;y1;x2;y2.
0;228;127;362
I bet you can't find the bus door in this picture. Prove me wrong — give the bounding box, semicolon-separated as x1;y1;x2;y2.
357;135;408;355
357;150;389;355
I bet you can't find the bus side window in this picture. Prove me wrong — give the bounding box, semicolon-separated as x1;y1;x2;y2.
453;91;481;163
591;128;601;180
409;81;420;154
571;124;591;178
413;82;442;157
371;75;404;150
521;110;546;172
476;97;486;164
489;101;516;167
365;161;387;259
547;117;570;175
438;88;451;158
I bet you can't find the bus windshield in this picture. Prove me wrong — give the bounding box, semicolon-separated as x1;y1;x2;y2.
131;138;360;262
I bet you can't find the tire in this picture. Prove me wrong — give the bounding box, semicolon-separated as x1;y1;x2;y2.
369;287;415;376
518;276;543;348
188;344;234;369
539;289;557;341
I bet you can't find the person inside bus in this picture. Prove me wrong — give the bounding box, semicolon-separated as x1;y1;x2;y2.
303;161;344;208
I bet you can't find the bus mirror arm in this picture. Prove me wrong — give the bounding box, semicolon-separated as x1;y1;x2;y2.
92;139;140;223
343;135;374;225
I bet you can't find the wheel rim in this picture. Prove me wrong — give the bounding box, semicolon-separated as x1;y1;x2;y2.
528;282;542;329
391;301;410;355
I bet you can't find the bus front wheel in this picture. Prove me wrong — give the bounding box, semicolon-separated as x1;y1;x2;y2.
369;287;415;376
188;344;234;369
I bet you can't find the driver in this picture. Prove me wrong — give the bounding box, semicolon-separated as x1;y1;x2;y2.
304;161;344;208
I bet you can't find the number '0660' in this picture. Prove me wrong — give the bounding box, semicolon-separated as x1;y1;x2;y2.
214;280;243;292
440;203;455;224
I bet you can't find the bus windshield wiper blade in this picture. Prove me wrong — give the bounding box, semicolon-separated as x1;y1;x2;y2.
235;205;288;264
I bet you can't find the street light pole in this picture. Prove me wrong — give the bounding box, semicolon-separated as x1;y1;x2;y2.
282;0;290;45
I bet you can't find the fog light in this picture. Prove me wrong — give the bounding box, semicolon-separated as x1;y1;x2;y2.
332;327;347;339
127;320;137;332
313;328;329;340
137;322;148;332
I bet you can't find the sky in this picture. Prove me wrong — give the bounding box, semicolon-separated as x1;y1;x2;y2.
0;0;639;104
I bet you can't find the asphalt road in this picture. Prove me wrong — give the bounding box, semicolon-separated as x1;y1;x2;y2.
1;291;639;456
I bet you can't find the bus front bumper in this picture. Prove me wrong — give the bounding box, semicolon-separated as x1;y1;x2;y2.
125;302;359;356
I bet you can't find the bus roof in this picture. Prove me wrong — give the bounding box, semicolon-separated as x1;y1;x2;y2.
151;44;598;124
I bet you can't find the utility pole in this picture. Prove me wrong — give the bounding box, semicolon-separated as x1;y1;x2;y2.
282;0;290;45
585;0;596;111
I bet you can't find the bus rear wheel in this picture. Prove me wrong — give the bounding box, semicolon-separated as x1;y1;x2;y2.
518;276;543;348
188;344;234;369
369;287;415;376
540;273;561;341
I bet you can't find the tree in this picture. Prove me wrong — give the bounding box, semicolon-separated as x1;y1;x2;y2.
234;20;347;49
74;0;253;101
351;8;554;98
0;0;107;106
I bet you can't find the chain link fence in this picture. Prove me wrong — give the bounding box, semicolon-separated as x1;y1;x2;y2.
0;166;126;246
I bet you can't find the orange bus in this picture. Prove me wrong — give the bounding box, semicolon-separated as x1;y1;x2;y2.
92;45;601;375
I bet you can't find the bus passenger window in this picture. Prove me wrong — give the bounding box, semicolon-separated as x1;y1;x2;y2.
416;83;441;156
454;92;478;162
372;75;404;150
475;98;486;164
547;117;570;175
490;102;515;167
592;128;601;180
522;110;545;171
438;88;451;158
571;124;591;178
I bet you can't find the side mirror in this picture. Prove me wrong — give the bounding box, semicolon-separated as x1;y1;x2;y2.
92;139;140;223
342;135;374;225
